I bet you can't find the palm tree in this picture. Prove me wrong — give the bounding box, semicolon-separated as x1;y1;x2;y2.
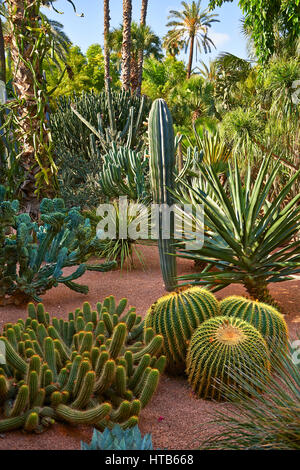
136;0;148;95
166;1;219;79
103;0;110;93
109;21;162;92
121;0;132;91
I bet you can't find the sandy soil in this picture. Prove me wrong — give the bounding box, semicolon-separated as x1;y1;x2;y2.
0;245;299;450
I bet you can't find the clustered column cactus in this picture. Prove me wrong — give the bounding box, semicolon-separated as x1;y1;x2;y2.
149;99;177;291
0;296;165;433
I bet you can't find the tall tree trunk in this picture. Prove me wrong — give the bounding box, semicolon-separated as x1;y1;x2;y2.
187;34;195;79
136;0;148;95
7;0;44;215
0;18;6;84
103;0;110;93
121;0;132;91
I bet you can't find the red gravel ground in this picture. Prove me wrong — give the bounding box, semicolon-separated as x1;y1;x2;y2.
0;245;299;450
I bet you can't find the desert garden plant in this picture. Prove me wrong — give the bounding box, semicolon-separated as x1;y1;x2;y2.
176;155;300;309
145;286;219;374
0;296;165;433
186;316;271;401
0;189;115;305
81;424;155;450
200;339;300;449
220;296;288;358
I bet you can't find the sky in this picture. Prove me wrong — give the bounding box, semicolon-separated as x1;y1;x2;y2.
43;0;248;66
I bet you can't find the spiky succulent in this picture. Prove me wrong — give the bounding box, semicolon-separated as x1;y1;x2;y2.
145;287;219;374
0;296;165;433
186;316;271;401
81;424;155;450
220;296;288;358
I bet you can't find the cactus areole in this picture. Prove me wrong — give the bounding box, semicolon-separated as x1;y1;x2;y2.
149;99;177;291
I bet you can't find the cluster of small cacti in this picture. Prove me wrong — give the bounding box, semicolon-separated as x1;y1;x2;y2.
145;289;288;401
0;191;115;305
0;296;165;433
81;424;155;450
145;287;219;374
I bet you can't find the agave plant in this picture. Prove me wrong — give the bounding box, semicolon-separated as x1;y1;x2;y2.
176;155;300;309
200;340;300;450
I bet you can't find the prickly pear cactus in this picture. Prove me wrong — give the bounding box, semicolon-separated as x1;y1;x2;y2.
0;189;115;305
0;296;165;433
219;296;288;357
145;287;219;374
186;316;271;401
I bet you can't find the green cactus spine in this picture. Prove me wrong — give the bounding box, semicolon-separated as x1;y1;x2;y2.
219;296;288;356
145;287;219;374
149;98;177;291
186;316;271;401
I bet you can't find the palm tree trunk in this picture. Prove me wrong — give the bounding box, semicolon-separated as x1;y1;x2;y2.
103;0;110;93
136;0;148;95
187;34;195;79
7;0;43;215
121;0;132;91
0;18;6;84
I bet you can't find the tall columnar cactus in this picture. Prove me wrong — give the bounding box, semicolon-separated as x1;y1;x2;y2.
0;296;165;433
0;190;116;305
149;99;177;292
145;287;219;374
186;316;271;401
220;296;288;357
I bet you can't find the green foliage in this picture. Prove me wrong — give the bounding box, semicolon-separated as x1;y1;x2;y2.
145;287;219;374
209;0;300;63
186;316;271;400
0;297;165;433
176;155;300;309
98;144;150;201
45;45;120;99
51;90;151;208
96;201;148;270
142;56;187;101
149;99;177;291
81;424;155;450
0;190;115;305
220;296;288;357
200;341;300;449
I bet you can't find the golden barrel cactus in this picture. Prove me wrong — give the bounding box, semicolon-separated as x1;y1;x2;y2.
186;316;271;401
145;287;219;374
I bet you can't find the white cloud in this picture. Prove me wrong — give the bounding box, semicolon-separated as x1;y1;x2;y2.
209;32;230;48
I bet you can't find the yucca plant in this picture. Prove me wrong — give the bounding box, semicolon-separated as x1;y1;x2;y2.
176;155;300;309
200;341;300;450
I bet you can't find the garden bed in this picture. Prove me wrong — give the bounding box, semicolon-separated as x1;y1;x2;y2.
0;245;299;450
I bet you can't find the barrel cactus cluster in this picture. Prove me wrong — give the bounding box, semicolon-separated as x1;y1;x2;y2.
145;288;288;401
0;296;165;433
